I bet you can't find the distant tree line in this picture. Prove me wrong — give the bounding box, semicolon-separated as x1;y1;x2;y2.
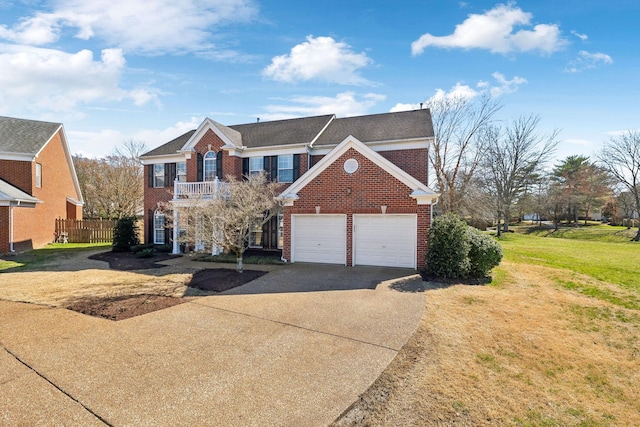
425;94;640;241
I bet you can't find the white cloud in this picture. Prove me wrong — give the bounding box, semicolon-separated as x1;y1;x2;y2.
0;0;258;55
390;72;526;112
68;117;202;158
411;3;567;55
260;91;385;121
571;30;588;41
263;35;373;85
0;44;159;114
489;71;527;97
565;50;613;73
563;138;592;147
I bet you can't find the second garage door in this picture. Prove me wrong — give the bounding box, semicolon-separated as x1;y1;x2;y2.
353;214;417;269
291;214;347;265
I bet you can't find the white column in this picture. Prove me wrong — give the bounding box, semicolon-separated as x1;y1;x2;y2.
172;208;180;254
9;205;14;252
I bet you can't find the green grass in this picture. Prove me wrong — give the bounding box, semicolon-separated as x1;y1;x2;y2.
513;224;638;243
498;233;639;292
0;243;111;272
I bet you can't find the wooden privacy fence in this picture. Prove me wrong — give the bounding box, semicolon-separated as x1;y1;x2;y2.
54;218;117;243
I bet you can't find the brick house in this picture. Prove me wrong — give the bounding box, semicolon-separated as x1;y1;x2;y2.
139;110;439;269
0;116;84;253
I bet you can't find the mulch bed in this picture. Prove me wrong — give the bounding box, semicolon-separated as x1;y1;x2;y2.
69;251;268;320
67;294;187;321
188;268;267;292
88;251;180;270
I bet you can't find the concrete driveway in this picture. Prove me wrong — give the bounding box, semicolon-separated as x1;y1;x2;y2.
0;263;424;426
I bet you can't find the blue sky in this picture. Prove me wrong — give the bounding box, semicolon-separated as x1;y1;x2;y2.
0;0;638;161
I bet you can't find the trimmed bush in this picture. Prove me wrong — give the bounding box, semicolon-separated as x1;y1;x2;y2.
425;213;502;279
112;217;140;252
467;227;503;278
135;248;155;258
425;213;470;278
155;244;172;253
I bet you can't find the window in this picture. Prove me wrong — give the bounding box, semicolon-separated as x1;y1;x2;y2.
249;222;263;248
35;163;42;188
278;155;293;183
153;211;165;244
177;162;187;182
249;157;264;175
204;151;216;181
153;164;165;188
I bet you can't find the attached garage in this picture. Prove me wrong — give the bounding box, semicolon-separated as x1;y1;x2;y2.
353;214;417;269
291;214;347;265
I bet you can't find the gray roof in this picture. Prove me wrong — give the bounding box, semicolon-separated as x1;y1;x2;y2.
229;115;334;148
0;116;62;155
141;130;196;157
313;109;433;146
0;178;41;204
142;110;433;157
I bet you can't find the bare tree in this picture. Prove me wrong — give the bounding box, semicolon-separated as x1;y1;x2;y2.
178;173;283;272
74;139;147;219
598;130;640;241
481;115;559;235
427;93;502;215
617;191;636;228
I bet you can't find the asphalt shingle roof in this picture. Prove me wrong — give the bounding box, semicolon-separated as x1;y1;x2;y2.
0;116;62;155
229;115;335;148
313;109;433;146
141;130;196;157
141;110;433;157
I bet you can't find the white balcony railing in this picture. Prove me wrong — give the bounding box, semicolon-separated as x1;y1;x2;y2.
173;178;229;200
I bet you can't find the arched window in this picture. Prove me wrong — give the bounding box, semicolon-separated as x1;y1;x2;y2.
153;210;165;244
203;151;217;181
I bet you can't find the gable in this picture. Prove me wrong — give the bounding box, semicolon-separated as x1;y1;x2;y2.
279;135;439;205
0;116;62;160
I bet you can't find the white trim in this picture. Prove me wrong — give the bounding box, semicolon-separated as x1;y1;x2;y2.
308;115;336;148
229;144;308;158
309;137;432;156
0;152;35;161
66;196;84;206
140;153;188;165
279;135;439;204
180;118;241;152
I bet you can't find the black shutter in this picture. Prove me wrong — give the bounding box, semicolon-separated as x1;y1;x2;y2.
267;155;278;181
147;209;154;244
216;151;223;180
293;154;300;181
197;153;203;181
167;163;176;186
147;165;154;187
242;158;249;180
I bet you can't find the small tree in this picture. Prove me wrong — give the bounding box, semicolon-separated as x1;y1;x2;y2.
180;173;282;272
112;217;140;252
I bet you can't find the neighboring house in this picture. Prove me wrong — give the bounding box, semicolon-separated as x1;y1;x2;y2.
0;116;84;253
139;110;439;269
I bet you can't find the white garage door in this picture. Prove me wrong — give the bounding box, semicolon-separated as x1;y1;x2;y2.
292;215;346;265
353;214;417;269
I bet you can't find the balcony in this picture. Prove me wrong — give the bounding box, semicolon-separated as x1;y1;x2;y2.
173;178;229;201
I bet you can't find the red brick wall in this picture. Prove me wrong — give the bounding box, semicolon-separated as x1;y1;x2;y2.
311;148;428;185
0;160;32;193
283;147;432;268
9;131;83;251
0;207;9;253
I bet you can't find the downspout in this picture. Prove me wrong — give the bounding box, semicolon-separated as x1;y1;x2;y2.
9;203;14;252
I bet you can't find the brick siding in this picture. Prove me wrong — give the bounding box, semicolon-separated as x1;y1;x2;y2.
283;147;431;268
1;131;83;252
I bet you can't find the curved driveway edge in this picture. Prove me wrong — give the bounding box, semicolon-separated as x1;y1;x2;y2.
0;263;424;426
